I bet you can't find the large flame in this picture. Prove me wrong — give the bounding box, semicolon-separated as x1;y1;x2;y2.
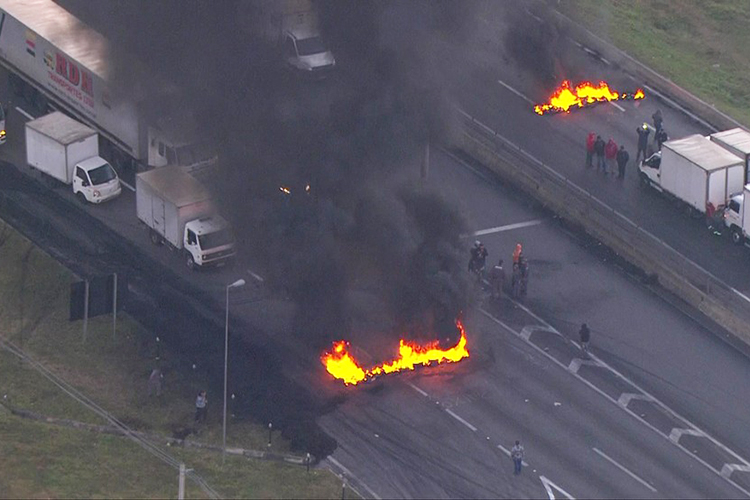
321;320;470;386
534;80;645;115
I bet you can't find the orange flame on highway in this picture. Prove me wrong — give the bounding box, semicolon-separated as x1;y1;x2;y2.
321;320;470;386
534;80;645;115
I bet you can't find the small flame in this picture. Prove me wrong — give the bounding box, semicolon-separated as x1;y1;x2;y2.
534;80;645;115
279;186;291;195
321;320;470;386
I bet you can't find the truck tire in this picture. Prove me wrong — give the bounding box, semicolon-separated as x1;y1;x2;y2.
149;230;162;246
731;226;743;245
639;173;650;189
76;192;87;204
186;251;196;271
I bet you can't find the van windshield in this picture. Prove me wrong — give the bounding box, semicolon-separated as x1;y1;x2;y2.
199;228;234;250
296;36;328;56
88;163;117;185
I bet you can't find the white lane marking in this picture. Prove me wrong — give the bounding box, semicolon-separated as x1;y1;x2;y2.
478;307;750;497
609;101;626;112
444;408;477;432
593;447;657;493
721;463;750;479
473;219;543;236
246;270;264;283
669;427;704;444
731;287;750;304
497;79;536;105
617;393;653;408
642;84;717;132
119;180;135;192
327;456;381;500
567;357;600;374
407;382;429;398
15;106;34;120
496;444;528;466
540;475;575;500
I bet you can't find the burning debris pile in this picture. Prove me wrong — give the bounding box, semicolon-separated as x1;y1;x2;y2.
534;80;645;115
322;320;469;386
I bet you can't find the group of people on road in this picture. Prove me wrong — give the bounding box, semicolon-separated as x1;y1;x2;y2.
585;108;669;180
468;241;529;300
585;132;631;179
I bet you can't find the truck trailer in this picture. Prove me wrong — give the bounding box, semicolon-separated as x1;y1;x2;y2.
639;134;744;215
710;128;750;184
136;166;236;270
26;111;121;204
0;0;214;173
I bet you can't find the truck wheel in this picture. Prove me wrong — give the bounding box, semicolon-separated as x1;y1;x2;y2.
76;192;87;204
186;252;196;271
149;230;162;246
731;227;743;245
639;174;650;189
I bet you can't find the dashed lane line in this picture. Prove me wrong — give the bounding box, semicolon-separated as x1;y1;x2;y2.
120;181;135;192
445;408;478;432
478;307;750;497
473;219;543;236
15;106;34;120
593;447;657;493
407;382;429;398
497;79;536;105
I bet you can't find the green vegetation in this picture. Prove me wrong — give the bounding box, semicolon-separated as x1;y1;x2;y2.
0;220;345;498
558;0;750;126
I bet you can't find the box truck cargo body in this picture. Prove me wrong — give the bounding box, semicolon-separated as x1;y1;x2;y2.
136;166;235;269
26;111;121;203
0;0;214;172
640;134;744;214
710;128;750;183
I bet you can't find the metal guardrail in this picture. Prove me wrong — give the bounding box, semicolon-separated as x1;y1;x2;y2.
457;110;750;344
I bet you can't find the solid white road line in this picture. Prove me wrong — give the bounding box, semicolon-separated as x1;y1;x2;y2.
246;270;264;283
497;79;536;105
593;447;657;493
474;219;543;236
407;382;429;398
609;101;626;112
120;180;135;192
444;408;478;432
15;106;34;120
327;456;381;500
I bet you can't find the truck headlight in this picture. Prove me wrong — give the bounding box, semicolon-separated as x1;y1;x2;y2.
0;130;6;137
93;190;101;197
202;254;206;260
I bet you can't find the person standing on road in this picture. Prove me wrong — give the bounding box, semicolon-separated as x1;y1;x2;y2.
636;123;651;164
194;390;208;425
512;243;523;265
594;135;606;171
656;128;669;151
585;131;596;168
652;109;663;133
511;440;525;475
616;145;630;180
604;137;618;175
489;259;505;300
579;323;591;356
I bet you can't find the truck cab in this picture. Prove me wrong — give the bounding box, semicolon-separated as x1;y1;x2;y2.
723;190;749;245
639;151;662;190
283;29;336;76
72;156;122;204
183;215;236;270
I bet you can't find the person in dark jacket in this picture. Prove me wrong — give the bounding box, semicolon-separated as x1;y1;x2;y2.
652;109;663;133
616;145;630;180
594;135;606;171
636;123;651;164
656;128;668;151
585;131;596;168
579;323;591;356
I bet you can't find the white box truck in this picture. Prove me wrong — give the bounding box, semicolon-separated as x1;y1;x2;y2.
0;0;215;173
710;128;750;184
26;112;122;204
639;134;744;216
136;166;236;270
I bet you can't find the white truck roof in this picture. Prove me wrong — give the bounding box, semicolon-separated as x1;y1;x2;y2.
137;166;211;208
710;128;750;156
0;0;111;79
663;134;743;172
26;112;96;145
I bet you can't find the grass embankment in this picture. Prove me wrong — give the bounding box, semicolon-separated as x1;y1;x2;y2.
0;220;345;498
558;0;750;126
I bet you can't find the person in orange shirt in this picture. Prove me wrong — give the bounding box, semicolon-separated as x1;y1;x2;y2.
512;243;523;264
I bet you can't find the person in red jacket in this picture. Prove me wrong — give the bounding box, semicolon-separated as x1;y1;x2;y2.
604;137;618;176
585;132;596;168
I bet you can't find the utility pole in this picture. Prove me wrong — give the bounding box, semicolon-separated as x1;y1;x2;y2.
178;463;186;500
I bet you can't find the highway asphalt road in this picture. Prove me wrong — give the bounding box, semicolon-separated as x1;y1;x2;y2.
3;3;750;498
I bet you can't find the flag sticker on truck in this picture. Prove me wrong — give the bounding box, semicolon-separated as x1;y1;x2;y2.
25;29;35;57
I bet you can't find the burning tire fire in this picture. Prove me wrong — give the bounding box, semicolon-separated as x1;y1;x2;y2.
321;320;470;386
534;80;644;115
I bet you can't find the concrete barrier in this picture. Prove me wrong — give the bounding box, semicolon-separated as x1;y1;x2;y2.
458;121;750;347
